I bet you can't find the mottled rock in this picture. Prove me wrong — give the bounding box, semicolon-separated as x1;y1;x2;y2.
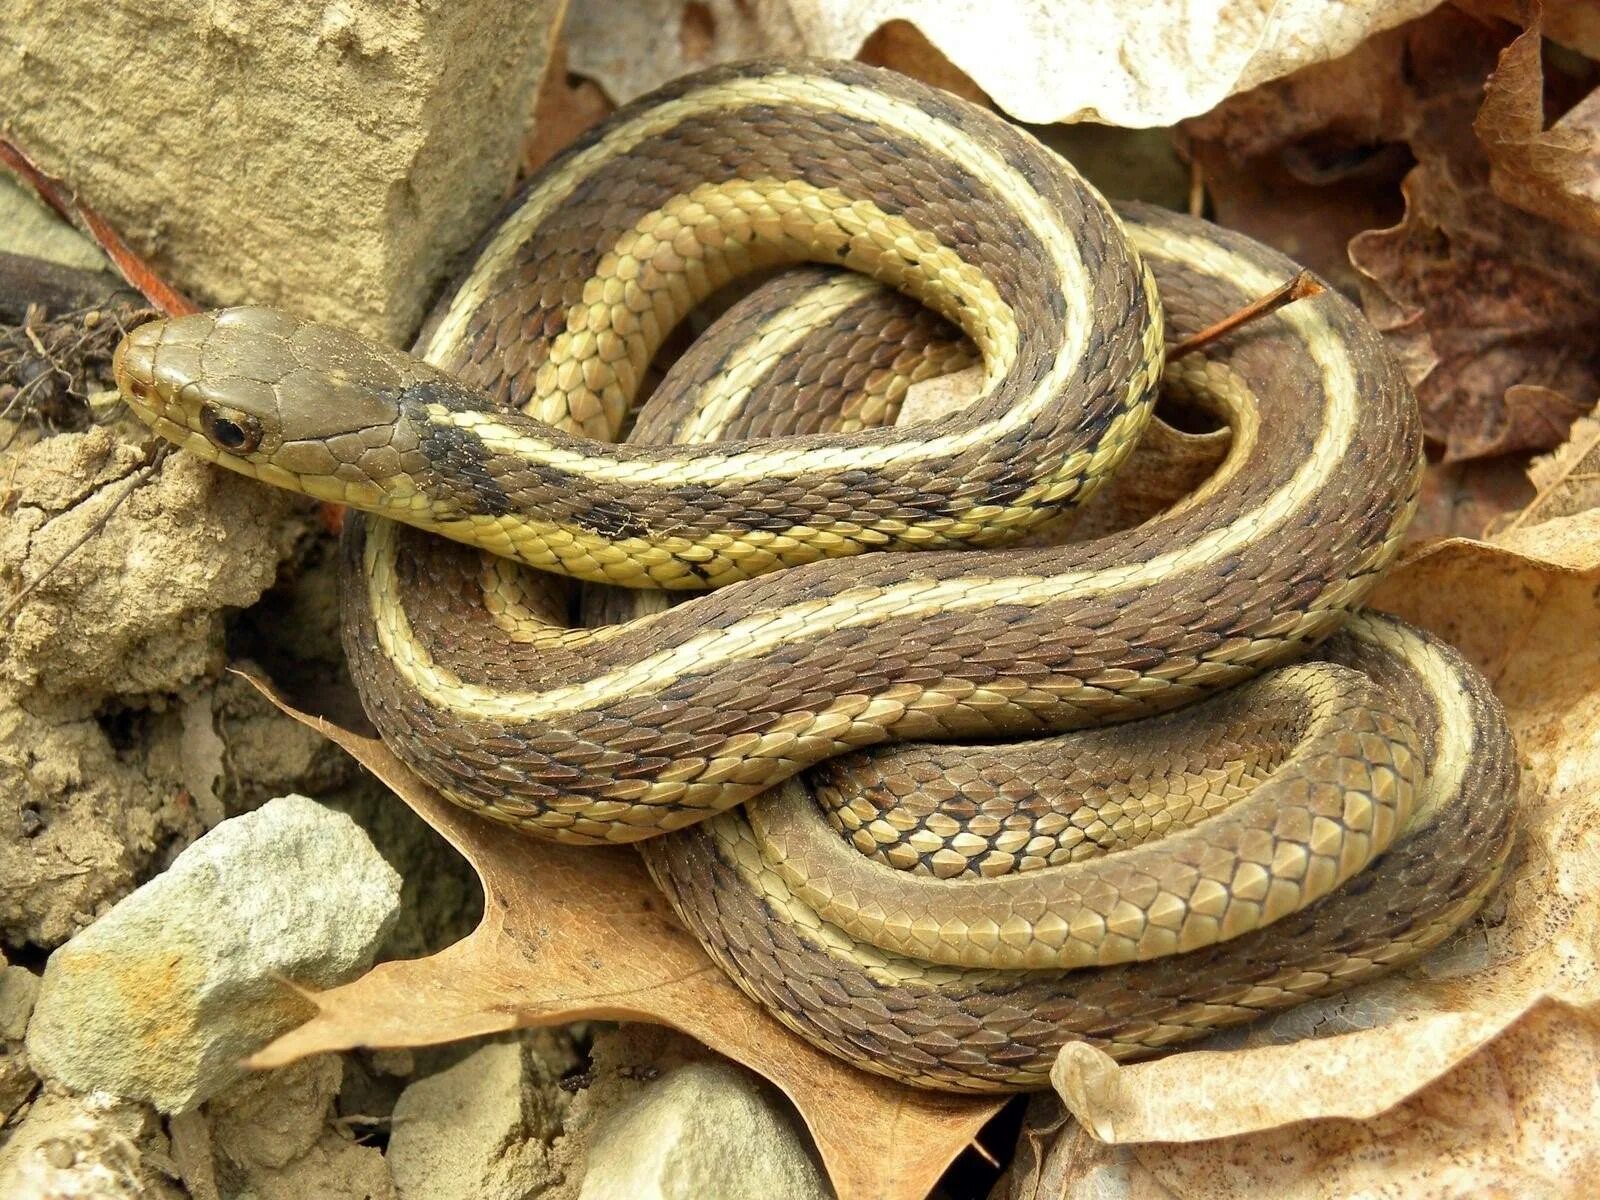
189;1055;396;1200
0;427;304;709
0;1087;184;1200
387;1035;580;1200
578;1061;830;1200
3;0;559;344
26;796;401;1112
0;955;41;1121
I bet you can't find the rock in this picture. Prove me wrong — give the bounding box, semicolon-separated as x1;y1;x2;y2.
0;174;113;271
26;795;402;1112
2;1;559;345
0;1087;185;1200
0;959;40;1040
578;1061;830;1200
330;777;484;961
0;427;305;710
387;1034;580;1200
0;423;353;948
175;1055;397;1200
0;701;209;948
0;955;41;1122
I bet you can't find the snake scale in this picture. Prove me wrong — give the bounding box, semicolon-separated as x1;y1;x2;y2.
113;59;1517;1092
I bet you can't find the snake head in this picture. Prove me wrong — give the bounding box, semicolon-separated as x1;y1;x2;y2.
114;307;428;509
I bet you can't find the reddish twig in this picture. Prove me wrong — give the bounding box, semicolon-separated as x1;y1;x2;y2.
1168;269;1325;361
1;139;198;318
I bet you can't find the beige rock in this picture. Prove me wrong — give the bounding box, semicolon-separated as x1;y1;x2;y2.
0;954;40;1122
388;1035;580;1200
2;0;560;344
187;1055;397;1200
0;426;304;709
578;1061;830;1200
0;701;208;947
0;1087;185;1200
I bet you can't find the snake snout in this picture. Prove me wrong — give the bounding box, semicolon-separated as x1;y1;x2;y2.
113;319;164;418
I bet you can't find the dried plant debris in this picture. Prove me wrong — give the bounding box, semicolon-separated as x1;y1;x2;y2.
0;296;151;447
1477;16;1600;236
1185;5;1600;462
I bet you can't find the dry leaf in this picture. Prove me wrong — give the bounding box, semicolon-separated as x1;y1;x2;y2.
1477;17;1600;237
1460;0;1600;57
522;34;614;175
1008;1004;1600;1199
1182;5;1600;461
245;696;1002;1200
1492;399;1600;535
563;0;1444;127
1178;23;1415;294
1346;10;1600;460
1411;455;1535;540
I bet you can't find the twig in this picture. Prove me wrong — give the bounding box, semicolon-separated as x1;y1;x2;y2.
1187;157;1206;219
1168;270;1326;361
0;138;197;317
0;445;169;629
966;1133;1001;1169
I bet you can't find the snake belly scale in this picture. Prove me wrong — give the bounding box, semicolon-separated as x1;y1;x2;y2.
112;58;1517;1092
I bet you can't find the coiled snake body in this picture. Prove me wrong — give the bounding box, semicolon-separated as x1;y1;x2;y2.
115;59;1516;1091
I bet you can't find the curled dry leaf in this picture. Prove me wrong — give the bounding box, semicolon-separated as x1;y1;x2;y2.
1347;10;1600;461
1185;5;1600;462
1493;398;1600;535
1476;18;1600;237
562;0;1442;127
245;694;1003;1200
1009;1003;1600;1199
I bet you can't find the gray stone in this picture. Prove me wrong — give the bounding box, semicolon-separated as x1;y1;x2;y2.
26;795;401;1112
388;1035;579;1200
578;1061;831;1200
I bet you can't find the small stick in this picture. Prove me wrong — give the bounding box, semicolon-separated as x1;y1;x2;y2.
1168;270;1325;361
965;1134;1001;1169
0;445;169;628
1187;157;1206;219
0;139;198;317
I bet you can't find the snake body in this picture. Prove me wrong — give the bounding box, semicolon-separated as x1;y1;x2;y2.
113;59;1517;1091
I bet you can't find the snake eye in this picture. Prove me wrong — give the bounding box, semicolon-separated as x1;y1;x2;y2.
199;405;263;454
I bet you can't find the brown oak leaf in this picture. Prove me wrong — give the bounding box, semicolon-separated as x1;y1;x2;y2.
1182;5;1600;461
1476;16;1600;237
1347;10;1600;460
245;694;1003;1200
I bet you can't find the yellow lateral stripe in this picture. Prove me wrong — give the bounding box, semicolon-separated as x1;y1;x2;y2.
368;229;1358;723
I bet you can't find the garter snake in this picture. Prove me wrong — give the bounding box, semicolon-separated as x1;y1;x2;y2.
113;58;1517;1091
